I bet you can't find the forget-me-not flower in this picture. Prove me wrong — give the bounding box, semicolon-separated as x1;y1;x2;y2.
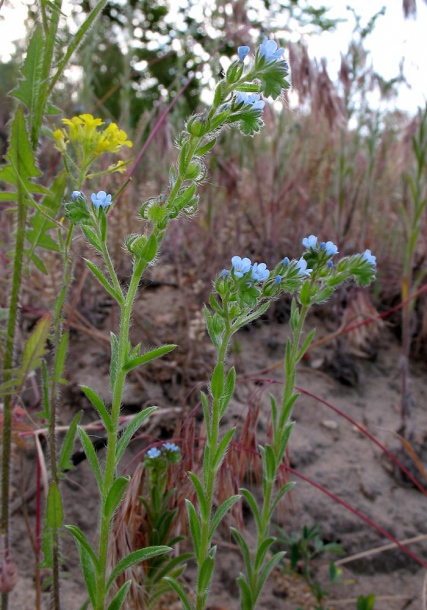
236;92;265;111
296;257;313;277
283;257;290;266
302;235;317;249
362;249;376;268
251;262;270;281
232;256;252;277
238;46;250;62
162;442;180;452
259;39;285;62
323;241;338;256
72;190;84;201
147;447;161;459
275;275;282;284
91;191;112;209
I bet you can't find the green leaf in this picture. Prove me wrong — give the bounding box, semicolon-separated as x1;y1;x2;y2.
197;550;216;597
210;362;224;399
269;482;295;518
77;426;103;491
65;526;99;608
188;472;208;521
106;546;171;592
104;476;129;521
236;108;264;137
123;344;176;373
213;427;235;470
65;525;99;569
20;313;51;377
255;551;286;599
58;411;82;473
163;577;192;610
115;407;157;464
236;573;253;610
80;385;113;433
11;26;45;122
107;581;131;610
0;106;42;193
195;138;217;157
219;366;236;417
48;0;109;95
254;537;275;572
209;495;240;539
185;499;201;558
240;489;261;531
73;539;98;608
231;528;252;579
210;109;230;131
84;259;123;304
81;225;103;252
259;61;289;99
46;482;63;529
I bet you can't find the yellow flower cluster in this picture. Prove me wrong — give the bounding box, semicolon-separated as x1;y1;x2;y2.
53;113;133;157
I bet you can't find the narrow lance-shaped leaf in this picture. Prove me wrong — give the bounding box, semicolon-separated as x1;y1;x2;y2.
106;547;171;592
115;407;157;464
123;344;176;373
58;411;82;473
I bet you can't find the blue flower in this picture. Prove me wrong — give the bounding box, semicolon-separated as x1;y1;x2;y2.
296;257;313;276
259;39;285;62
232;256;252;277
327;260;333;268
162;442;180;452
283;257;290;266
236;92;265;111
146;447;161;459
72;190;84;200
275;275;282;284
302;235;317;249
220;269;230;277
251;262;270;281
91;191;112;209
324;241;338;256
362;249;376;268
238;46;250;62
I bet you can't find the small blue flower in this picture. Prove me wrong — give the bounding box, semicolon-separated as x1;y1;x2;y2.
147;447;161;459
91;191;112;209
324;241;338;256
232;256;252;278
275;275;282;284
362;249;376;268
259;39;285;62
236;92;265;111
238;46;250;62
283;257;290;266
302;235;318;249
296;257;313;276
72;190;84;200
162;442;180;452
220;269;230;277
251;262;270;281
327;260;333;268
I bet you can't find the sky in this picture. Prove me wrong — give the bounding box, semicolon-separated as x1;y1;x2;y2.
0;0;426;114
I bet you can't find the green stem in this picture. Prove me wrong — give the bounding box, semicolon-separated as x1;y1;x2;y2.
95;256;147;609
0;181;27;610
247;301;310;609
194;320;232;610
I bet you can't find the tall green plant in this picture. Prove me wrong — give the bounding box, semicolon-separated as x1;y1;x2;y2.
0;2;109;608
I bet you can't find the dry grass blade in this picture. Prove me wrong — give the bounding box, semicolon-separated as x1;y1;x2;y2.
334;534;427;567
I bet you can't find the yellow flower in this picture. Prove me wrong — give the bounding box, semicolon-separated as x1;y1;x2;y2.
62;116;84;141
53;128;68;152
94;122;133;156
